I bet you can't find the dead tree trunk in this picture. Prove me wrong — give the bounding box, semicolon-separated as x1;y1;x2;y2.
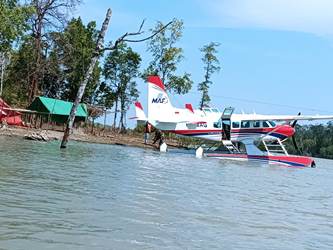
60;8;112;148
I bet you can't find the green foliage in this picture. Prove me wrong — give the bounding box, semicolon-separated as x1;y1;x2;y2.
42;48;64;98
93;81;116;109
144;18;193;95
4;17;100;105
0;0;34;53
3;38;35;105
198;42;220;109
285;123;333;159
49;18;101;103
103;43;141;130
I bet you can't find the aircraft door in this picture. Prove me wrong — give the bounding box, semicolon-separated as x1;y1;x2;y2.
221;107;235;140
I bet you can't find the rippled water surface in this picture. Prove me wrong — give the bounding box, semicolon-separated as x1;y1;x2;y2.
1;136;333;249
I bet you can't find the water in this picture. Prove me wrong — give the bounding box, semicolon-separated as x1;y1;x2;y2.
0;136;333;250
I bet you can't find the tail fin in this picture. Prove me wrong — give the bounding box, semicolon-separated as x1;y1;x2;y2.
132;101;147;123
147;76;174;121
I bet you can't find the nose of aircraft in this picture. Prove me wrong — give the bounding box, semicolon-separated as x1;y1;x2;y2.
276;125;295;138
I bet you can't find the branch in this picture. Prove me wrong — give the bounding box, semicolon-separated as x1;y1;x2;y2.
101;20;173;52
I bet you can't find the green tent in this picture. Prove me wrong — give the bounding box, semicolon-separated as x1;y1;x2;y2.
28;96;88;123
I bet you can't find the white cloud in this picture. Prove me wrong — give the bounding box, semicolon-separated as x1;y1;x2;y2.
202;0;333;36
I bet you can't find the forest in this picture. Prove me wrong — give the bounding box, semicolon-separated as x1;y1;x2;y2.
1;0;333;158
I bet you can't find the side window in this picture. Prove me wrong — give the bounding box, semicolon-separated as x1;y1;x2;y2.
241;121;250;128
263;121;270;128
232;122;240;128
253;121;260;128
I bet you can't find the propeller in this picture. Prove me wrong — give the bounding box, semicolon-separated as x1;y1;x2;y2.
291;112;302;154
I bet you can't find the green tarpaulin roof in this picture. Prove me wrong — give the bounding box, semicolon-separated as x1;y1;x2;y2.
29;96;87;118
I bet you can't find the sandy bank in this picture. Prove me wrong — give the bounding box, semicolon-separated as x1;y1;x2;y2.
0;126;184;150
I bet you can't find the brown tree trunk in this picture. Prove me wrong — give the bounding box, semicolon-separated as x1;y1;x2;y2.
119;95;126;132
113;97;118;129
29;19;43;103
60;8;112;148
103;108;107;135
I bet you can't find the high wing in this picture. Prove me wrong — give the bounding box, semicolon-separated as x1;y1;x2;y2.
232;114;333;122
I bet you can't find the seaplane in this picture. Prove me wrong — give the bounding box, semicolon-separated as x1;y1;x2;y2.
134;76;333;168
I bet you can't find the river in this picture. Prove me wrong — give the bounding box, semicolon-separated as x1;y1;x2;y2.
0;136;333;249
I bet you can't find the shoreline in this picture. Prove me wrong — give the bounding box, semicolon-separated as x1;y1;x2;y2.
0;126;186;151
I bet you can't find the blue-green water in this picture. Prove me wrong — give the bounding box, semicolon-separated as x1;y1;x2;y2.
0;136;333;250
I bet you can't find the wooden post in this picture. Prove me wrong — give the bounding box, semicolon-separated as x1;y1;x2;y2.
60;8;112;148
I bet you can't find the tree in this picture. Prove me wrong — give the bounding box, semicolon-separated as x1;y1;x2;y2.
48;18;101;102
28;0;81;102
0;0;33;97
41;48;64;98
0;0;33;53
103;43;141;131
198;42;220;109
2;38;35;105
144;18;193;95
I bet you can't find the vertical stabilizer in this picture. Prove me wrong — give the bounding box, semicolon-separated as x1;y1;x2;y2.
147;76;174;121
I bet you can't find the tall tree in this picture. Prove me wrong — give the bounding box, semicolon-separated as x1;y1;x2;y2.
198;42;220;109
3;38;35;105
0;0;33;96
144;19;193;95
48;18;101;102
0;0;33;53
28;0;81;102
103;43;141;131
41;48;64;98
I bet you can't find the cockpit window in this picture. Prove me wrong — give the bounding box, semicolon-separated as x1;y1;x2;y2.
269;121;276;127
212;108;219;113
203;108;211;113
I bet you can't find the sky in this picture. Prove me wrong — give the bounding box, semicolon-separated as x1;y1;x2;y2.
75;0;333;127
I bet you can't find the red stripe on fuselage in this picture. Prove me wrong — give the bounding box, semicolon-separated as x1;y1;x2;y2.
167;129;221;135
165;125;294;139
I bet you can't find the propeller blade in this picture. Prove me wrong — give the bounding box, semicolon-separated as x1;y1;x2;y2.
291;112;301;127
291;135;302;154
